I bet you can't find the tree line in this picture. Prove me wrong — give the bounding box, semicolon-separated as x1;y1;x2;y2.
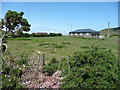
1;31;62;38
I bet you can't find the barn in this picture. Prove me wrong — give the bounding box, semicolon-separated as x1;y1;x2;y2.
69;29;99;37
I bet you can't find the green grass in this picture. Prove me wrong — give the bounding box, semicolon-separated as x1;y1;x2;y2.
6;36;118;63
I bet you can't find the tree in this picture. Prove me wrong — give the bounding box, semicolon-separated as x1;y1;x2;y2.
16;29;23;37
2;10;31;36
0;10;31;53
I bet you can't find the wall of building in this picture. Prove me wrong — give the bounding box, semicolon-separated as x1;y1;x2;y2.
69;32;99;37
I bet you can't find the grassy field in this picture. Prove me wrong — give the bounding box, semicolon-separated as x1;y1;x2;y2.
6;36;118;63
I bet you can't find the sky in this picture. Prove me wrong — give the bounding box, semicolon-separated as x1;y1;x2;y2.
1;2;118;35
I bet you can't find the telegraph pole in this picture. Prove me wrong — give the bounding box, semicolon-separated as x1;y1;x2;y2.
108;21;110;37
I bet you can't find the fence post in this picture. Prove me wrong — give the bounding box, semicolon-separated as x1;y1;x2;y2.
36;50;46;72
67;55;70;69
41;53;45;68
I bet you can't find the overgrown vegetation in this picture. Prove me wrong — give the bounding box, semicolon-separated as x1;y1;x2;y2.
1;52;28;88
0;35;118;88
43;57;59;76
43;46;119;88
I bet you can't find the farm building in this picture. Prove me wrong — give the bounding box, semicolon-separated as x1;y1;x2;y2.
69;29;99;37
32;32;48;35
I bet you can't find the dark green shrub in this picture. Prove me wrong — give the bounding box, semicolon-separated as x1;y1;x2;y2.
22;33;30;37
1;54;28;88
43;57;59;75
49;33;62;36
16;56;27;65
33;34;49;37
49;33;56;36
9;68;22;77
80;46;90;49
2;64;10;75
39;43;44;46
2;75;23;88
60;46;118;88
2;63;23;88
56;33;62;36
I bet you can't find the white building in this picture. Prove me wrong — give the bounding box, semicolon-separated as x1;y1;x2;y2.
69;29;99;37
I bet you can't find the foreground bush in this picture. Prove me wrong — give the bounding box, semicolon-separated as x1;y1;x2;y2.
43;57;59;76
43;46;119;88
1;53;28;88
60;46;118;88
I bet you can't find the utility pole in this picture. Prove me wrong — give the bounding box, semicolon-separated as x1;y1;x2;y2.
108;21;110;37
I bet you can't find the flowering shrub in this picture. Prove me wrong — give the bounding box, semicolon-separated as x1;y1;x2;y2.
1;54;28;88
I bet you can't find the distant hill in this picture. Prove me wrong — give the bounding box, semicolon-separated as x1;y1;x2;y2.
100;27;120;36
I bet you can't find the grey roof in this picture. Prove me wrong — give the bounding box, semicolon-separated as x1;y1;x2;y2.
69;29;99;33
